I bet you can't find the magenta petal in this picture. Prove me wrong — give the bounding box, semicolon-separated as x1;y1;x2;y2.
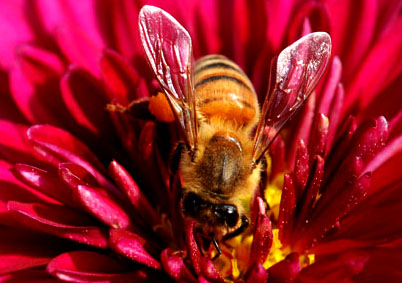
364;134;402;183
0;161;57;226
47;251;127;282
317;57;342;116
245;263;269;283
325;180;402;247
357;117;388;166
99;49;140;102
76;185;132;229
265;0;294;52
250;197;273;266
345;16;402;112
296;250;367;282
27;125;115;192
134;121;171;212
17;44;64;85
0;255;49;275
185;219;202;274
198;276;211;283
7;201;108;248
214;1;240;63
278;174;296;245
0;1;33;68
109;160;160;227
293;139;309;200
321;117;387;206
0;81;26;123
0;269;58;283
369;138;402;194
308;113;329;158
376;0;402;37
200;256;225;283
9;58;70;128
109;229;160;269
324;115;357;182
308;239;373;256
192;0;220;56
287;92;315;168
363;71;402;135
294;155;324;232
55;25;103;76
61;66;114;138
0;227;68;274
161;248;197;283
325;83;344;156
353;248;402;282
108;120;168;208
301;173;372;251
14;163;75;207
58;162;99;190
0;121;42;165
96;1;141;60
267;253;300;283
9;67;55;125
31;0;104;47
341;0;377;80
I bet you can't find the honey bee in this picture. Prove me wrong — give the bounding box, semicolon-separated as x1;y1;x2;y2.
138;5;331;251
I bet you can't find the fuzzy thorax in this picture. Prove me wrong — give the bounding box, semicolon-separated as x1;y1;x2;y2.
180;117;262;238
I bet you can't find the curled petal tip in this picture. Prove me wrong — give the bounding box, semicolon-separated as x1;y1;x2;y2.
109;229;160;269
268;253;300;282
161;248;197;283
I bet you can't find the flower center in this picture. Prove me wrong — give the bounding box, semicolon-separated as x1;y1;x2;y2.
226;172;315;279
264;228;289;268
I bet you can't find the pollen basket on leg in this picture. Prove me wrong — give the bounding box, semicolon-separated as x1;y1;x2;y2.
148;92;175;122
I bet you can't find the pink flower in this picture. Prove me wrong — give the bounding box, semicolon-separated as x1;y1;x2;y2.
0;0;401;282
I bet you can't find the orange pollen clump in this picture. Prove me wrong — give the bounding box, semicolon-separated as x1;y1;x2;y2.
148;92;175;123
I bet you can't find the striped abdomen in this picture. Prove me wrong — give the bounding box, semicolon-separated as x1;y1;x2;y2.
194;55;259;127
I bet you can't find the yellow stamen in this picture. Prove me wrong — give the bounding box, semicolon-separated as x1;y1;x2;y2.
308;253;315;263
300;253;316;268
232;258;240;278
231;235;253;276
264;228;289;269
265;173;284;220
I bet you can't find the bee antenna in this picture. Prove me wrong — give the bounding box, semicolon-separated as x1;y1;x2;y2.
211;236;222;260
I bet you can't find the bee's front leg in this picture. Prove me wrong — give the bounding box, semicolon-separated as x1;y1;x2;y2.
211;236;222;261
106;97;154;120
222;215;250;241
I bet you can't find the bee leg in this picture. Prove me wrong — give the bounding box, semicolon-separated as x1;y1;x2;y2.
211;236;222;261
106;98;154;120
168;142;185;175
106;103;128;113
222;215;249;241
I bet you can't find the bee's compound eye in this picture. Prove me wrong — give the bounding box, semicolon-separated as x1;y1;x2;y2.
183;192;205;217
224;206;239;227
213;205;239;227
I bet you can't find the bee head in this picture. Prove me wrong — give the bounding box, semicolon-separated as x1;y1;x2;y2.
182;192;239;228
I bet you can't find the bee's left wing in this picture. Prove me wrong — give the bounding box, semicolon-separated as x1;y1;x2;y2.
139;5;197;152
252;32;331;165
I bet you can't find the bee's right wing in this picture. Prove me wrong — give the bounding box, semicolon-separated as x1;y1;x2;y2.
252;32;332;165
138;5;198;152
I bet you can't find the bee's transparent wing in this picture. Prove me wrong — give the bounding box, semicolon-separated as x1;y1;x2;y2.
252;32;331;164
139;5;197;151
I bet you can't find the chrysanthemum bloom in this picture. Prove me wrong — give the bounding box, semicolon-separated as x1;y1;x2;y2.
1;0;401;282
